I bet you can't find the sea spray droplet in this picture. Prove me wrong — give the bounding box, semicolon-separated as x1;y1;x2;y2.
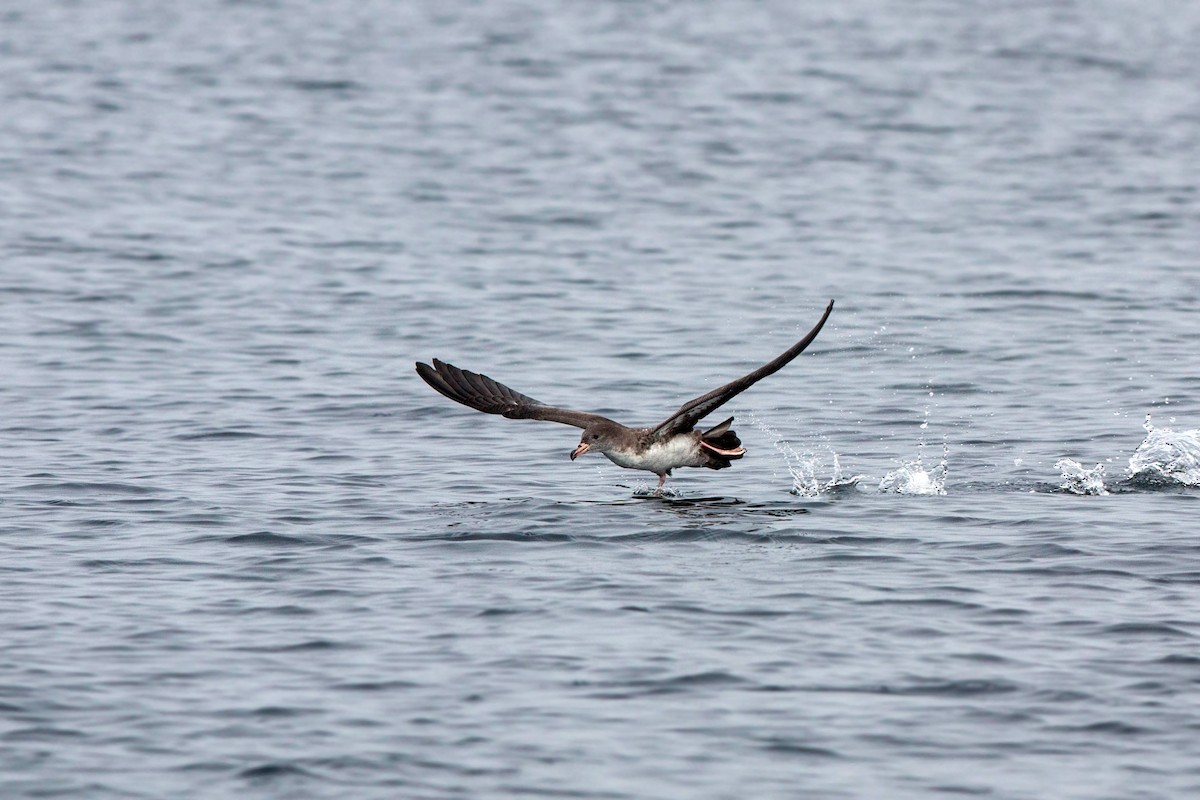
1055;459;1109;496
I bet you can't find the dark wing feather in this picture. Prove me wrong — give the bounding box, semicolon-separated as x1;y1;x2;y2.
415;359;614;430
649;299;834;438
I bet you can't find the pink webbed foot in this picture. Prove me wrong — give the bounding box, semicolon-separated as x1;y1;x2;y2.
700;441;746;457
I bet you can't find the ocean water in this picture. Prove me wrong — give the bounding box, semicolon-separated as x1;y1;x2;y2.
3;1;1200;798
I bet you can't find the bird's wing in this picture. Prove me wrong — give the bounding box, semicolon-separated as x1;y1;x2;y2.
416;358;615;430
649;299;834;438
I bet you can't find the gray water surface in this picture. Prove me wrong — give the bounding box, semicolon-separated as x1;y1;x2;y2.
3;1;1200;798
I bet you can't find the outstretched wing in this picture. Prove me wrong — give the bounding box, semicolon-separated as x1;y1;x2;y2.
649;299;834;438
415;358;614;430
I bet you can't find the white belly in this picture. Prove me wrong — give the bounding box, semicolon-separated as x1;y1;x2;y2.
605;436;702;473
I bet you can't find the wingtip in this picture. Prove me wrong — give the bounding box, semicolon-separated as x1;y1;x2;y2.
415;360;444;382
815;299;835;327
416;359;461;402
420;358;460;382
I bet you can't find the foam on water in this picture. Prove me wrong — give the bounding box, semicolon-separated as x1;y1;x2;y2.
1127;415;1200;487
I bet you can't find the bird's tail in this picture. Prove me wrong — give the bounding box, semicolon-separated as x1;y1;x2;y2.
699;417;745;469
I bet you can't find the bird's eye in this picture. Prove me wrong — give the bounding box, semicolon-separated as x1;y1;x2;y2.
590;433;598;440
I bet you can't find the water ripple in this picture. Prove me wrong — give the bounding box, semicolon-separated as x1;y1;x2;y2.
3;1;1200;798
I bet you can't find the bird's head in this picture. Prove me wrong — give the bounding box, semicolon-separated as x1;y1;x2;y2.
570;423;621;460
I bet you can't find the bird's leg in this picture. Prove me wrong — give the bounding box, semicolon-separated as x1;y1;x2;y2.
655;473;667;494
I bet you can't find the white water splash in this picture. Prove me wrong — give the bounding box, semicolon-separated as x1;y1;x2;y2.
1055;459;1109;496
1128;415;1200;487
752;415;861;497
879;402;947;496
879;443;948;495
631;483;682;498
789;450;864;498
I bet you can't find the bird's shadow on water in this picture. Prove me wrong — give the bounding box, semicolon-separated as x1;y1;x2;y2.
414;486;821;543
616;490;814;518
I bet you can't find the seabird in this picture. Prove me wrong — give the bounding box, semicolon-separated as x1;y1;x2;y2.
416;299;834;491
